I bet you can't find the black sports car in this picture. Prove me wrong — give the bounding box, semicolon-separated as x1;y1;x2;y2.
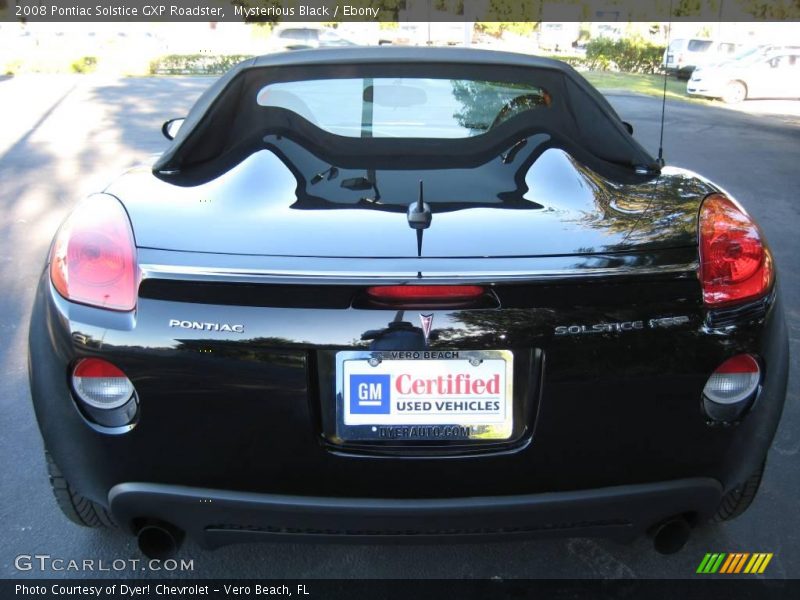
28;48;788;558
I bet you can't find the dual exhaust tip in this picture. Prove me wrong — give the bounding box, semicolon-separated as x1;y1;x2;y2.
136;520;184;560
132;515;691;558
650;515;692;555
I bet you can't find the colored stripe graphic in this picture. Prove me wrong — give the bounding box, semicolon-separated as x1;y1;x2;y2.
744;553;774;574
733;553;750;573
697;553;727;573
723;553;749;573
698;553;773;574
719;554;736;574
696;553;714;573
759;554;774;573
744;554;760;573
711;553;726;573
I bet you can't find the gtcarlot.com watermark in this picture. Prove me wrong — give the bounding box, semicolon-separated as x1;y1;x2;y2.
15;554;194;573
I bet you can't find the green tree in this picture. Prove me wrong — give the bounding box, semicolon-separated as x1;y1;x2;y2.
739;0;800;19
482;0;542;23
434;0;465;15
475;22;538;37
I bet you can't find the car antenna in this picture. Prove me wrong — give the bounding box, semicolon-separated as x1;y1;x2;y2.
407;180;432;257
656;0;674;168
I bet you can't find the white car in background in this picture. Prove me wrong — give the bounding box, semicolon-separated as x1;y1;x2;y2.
663;38;741;78
688;49;800;103
267;27;358;52
590;23;624;42
376;23;427;46
537;22;580;52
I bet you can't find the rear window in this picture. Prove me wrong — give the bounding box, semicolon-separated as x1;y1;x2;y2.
688;40;713;52
256;78;552;139
153;59;657;184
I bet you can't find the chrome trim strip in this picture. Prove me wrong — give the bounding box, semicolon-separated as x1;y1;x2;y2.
139;262;699;285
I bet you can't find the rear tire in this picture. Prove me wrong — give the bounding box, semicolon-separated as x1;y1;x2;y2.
722;81;747;104
714;463;765;522
45;451;116;528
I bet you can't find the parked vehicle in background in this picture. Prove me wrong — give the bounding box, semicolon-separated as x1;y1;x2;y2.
590;23;624;42
688;49;800;103
386;22;466;46
378;23;426;46
663;38;740;79
538;22;580;52
267;26;357;52
336;23;383;46
427;22;472;46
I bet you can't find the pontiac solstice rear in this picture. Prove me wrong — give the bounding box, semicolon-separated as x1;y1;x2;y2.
28;48;788;558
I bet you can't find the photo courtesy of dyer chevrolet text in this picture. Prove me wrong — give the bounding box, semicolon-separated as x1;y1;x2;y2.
15;584;308;596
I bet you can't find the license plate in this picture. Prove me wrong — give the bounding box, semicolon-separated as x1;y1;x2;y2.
335;350;513;442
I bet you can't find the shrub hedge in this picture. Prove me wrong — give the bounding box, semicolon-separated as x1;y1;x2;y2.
584;38;666;74
149;54;255;75
148;41;665;77
70;56;98;74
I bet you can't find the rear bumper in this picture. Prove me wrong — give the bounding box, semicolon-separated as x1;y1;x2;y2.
30;266;789;507
666;66;695;78
109;478;722;547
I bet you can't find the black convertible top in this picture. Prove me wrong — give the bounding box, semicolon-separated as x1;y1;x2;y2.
154;47;658;184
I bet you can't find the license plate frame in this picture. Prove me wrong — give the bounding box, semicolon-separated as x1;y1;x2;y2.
335;350;514;442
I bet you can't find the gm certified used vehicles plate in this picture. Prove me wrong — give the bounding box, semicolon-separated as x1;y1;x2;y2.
28;47;789;558
337;350;514;441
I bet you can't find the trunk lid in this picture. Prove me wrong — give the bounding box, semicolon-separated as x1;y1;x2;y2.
108;148;706;259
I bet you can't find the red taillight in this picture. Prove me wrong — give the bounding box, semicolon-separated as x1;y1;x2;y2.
366;285;485;302
50;196;138;311
73;358;127;379
699;194;773;308
714;354;760;375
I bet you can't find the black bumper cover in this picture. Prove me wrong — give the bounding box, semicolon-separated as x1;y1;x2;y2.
109;478;722;547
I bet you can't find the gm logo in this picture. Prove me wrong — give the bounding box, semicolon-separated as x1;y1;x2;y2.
349;374;390;414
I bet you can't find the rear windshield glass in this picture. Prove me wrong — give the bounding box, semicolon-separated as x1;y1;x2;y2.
153;57;658;185
256;78;551;138
688;40;713;52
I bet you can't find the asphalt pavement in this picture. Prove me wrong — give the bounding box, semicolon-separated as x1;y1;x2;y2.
0;75;797;579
